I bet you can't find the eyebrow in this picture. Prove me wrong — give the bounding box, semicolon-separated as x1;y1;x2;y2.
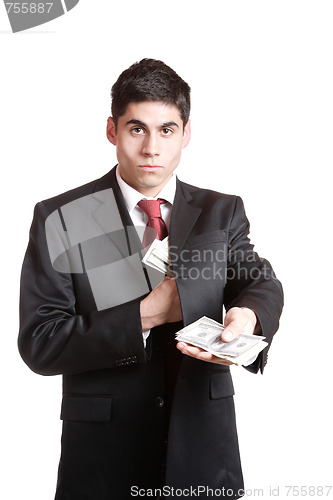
126;119;179;129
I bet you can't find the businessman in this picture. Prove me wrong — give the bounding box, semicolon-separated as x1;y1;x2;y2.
18;59;283;499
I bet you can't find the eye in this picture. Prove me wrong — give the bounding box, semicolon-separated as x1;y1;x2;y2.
161;128;173;136
131;127;145;135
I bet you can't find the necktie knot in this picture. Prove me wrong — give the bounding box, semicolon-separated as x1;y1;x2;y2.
137;199;165;219
137;199;168;246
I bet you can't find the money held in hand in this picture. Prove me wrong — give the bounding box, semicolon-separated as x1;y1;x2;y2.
175;316;268;366
142;237;173;276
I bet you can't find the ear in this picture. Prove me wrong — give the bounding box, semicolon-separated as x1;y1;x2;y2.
106;116;117;145
182;119;191;149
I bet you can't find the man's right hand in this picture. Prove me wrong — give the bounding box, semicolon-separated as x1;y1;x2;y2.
140;277;183;330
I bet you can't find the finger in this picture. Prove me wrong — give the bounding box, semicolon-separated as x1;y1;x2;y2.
176;342;234;365
177;342;210;358
221;321;243;342
223;307;257;341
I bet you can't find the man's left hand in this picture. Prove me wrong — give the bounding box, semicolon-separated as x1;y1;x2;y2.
176;307;258;365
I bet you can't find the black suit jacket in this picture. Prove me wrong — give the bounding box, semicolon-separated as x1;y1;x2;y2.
18;166;283;499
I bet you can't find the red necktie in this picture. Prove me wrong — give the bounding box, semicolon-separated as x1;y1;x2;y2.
137;199;168;248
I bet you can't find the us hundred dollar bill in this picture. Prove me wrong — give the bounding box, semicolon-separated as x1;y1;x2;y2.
142;236;173;276
175;316;268;365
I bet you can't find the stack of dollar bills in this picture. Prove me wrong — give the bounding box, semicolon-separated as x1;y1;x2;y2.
175;316;268;366
142;236;173;276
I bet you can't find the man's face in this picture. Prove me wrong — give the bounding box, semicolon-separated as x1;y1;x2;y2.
107;101;191;197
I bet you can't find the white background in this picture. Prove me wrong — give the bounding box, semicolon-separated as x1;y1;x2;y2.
1;1;332;499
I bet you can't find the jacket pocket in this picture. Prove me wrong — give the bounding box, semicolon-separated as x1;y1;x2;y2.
209;372;235;400
186;229;227;248
60;395;112;422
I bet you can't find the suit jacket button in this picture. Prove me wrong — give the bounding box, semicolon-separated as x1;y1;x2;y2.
155;397;164;408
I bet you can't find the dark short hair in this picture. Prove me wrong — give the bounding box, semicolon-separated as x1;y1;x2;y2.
111;59;191;129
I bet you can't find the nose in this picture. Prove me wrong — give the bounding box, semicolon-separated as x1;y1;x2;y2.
142;133;160;157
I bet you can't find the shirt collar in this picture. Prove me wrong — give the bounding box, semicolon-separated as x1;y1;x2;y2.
116;165;177;213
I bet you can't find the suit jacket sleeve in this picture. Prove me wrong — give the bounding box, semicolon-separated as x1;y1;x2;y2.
18;202;147;376
223;197;284;373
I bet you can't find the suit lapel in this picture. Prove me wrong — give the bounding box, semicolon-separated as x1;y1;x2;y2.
169;179;202;253
90;167;143;258
84;168;153;310
110;168;145;256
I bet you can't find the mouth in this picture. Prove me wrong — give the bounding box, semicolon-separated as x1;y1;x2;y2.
138;165;163;172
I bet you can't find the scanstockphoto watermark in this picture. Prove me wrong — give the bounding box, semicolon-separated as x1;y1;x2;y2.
130;485;333;497
169;246;278;282
131;485;248;497
169;245;259;266
171;262;276;282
